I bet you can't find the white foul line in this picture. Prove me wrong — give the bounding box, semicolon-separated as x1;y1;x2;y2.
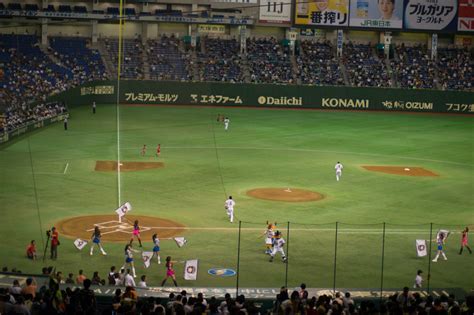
63;162;69;174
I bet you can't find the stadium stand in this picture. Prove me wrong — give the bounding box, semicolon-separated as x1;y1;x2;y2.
391;44;436;89
49;37;107;82
147;35;192;81
0;34;74;107
197;37;244;83
437;47;473;91
103;37;144;80
0;266;473;315
247;37;294;84
343;42;391;88
297;40;344;86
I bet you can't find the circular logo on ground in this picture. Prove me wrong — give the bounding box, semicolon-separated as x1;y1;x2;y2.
208;268;236;277
257;96;266;105
186;266;196;274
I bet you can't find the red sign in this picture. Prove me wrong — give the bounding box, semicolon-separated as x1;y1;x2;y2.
458;0;474;31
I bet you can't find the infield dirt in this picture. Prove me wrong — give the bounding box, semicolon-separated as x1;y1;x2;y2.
56;215;185;242
362;166;438;176
246;188;324;202
95;161;164;172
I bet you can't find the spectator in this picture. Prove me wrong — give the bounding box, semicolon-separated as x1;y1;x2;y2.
78;279;97;314
26;240;36;260
10;280;22;295
20;278;37;298
124;269;136;287
76;269;86;285
138;275;147;288
65;273;74;284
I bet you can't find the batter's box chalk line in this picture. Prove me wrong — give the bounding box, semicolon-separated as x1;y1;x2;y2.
86;221;151;234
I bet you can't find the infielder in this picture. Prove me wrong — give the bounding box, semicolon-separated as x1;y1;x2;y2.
269;231;287;263
224;117;230;131
335;162;343;181
225;196;235;223
90;226;107;256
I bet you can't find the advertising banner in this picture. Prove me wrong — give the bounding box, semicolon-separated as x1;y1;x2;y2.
349;0;403;28
295;0;349;27
458;0;474;31
259;0;292;24
404;0;458;30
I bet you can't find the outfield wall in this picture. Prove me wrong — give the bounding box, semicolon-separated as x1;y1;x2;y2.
51;81;474;114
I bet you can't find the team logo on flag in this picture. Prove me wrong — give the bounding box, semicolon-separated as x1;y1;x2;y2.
74;239;88;250
142;251;153;268
174;237;187;248
115;202;132;218
415;239;427;257
184;259;198;280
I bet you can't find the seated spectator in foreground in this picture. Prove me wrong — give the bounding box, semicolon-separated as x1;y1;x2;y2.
10;280;22;295
76;269;86;285
26;240;36;260
20;277;37;298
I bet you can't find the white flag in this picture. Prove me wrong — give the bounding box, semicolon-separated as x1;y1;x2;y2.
416;239;427;257
174;237;187;248
142;251;153;268
184;259;198;280
115;202;132;218
74;239;88;250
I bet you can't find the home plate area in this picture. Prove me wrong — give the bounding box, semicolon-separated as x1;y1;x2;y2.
56;215;185;242
86;220;151;236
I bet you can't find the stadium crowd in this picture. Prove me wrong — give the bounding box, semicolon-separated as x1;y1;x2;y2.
247;37;294;84
1;34;473;134
343;42;391;88
197;37;244;83
296;40;344;86
391;44;436;89
147;35;192;81
0;101;67;134
1;265;474;315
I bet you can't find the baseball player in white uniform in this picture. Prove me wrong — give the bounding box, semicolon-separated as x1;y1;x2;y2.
224;117;230;131
335;161;343;181
224;196;235;223
269;231;287;262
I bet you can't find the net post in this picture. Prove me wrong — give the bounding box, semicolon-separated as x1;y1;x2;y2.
333;221;338;294
285;221;290;288
380;222;386;303
236;220;241;297
427;223;433;294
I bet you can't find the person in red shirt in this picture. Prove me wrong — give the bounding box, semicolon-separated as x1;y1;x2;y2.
156;144;161;157
50;227;60;260
26;240;37;260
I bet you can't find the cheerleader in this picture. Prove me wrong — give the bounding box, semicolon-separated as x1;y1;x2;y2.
262;222;276;255
130;220;143;247
161;256;178;287
432;231;448;262
459;227;472;255
121;244;139;278
90;226;107;256
152;233;161;264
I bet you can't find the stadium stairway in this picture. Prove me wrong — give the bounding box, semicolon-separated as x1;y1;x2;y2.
98;40;116;78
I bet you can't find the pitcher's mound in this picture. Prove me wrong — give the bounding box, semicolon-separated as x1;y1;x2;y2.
362;166;438;177
56;215;185;242
95;161;164;172
246;188;324;202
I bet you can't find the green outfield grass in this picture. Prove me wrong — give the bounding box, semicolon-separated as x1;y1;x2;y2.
0;104;472;290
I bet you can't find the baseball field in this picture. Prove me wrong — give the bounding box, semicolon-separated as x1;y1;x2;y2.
0;104;472;290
